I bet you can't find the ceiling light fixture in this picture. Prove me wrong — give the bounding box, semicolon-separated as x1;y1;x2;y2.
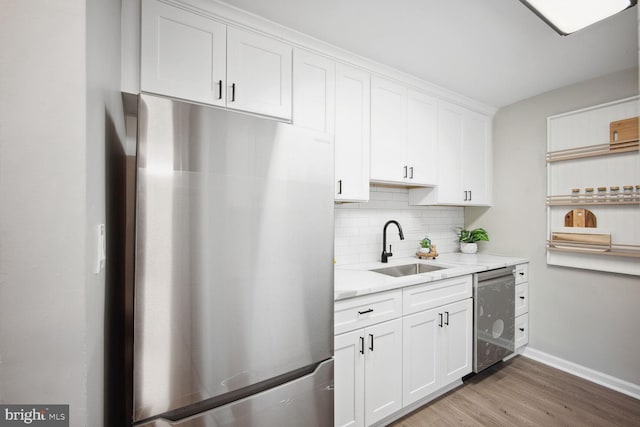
519;0;637;35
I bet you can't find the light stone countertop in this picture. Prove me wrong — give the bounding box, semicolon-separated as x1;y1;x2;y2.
334;252;529;301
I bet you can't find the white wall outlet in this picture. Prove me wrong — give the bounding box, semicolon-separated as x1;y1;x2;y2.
95;223;106;274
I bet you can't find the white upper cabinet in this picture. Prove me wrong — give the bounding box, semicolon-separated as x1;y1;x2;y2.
406;90;438;186
334;63;370;202
141;0;226;106
370;77;407;183
462;108;491;205
370;77;436;186
226;27;292;119
293;49;335;134
435;101;465;204
409;100;492;205
140;0;292;120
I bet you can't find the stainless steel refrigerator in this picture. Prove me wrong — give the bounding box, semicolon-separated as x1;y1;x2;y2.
131;94;334;426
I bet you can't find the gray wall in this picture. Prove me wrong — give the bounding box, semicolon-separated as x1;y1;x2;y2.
466;67;640;385
0;1;123;426
0;1;89;422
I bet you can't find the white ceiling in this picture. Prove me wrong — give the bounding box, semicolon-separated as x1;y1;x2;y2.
219;0;638;108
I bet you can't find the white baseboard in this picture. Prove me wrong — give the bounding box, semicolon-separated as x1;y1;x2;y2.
522;347;640;400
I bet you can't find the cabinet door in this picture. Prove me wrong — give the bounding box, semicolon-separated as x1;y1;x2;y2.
462;110;491;205
335;63;370;202
402;309;439;406
227;27;292;119
407;91;438;186
441;298;473;385
141;0;226;106
436;101;464;203
370;77;407;183
515;313;529;349
293;49;335;134
515;282;529;318
364;318;402;426
335;330;365;427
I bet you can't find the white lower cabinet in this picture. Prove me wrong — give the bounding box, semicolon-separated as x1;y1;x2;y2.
402;298;472;406
335;330;365;427
335;318;402;427
335;275;473;426
514;262;530;350
515;313;529;349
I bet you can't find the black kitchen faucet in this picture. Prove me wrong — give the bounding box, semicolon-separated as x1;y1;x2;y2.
381;220;405;263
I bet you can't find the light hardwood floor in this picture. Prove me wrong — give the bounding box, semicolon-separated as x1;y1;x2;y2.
390;356;640;426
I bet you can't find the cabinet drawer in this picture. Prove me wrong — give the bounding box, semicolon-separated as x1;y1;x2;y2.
514;263;528;285
403;275;472;315
515;313;529;349
335;290;402;334
515;282;529;317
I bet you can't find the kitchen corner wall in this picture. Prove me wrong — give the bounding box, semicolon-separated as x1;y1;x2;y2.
334;185;463;265
466;66;640;387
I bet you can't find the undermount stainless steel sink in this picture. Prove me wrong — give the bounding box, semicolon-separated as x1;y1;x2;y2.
370;263;446;278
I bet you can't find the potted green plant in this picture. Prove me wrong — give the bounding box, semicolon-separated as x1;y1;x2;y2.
457;227;489;254
419;237;432;254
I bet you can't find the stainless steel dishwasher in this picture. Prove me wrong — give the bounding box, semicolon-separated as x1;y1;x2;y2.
473;267;515;373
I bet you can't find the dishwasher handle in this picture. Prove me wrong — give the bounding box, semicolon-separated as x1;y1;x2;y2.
476;274;515;289
476;267;515;282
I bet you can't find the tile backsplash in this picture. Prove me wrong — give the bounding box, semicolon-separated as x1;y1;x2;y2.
335;185;464;265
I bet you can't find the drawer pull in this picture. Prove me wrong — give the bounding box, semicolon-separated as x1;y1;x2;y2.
358;308;374;315
519;296;526;300
369;334;374;351
438;313;443;328
359;336;365;355
444;311;450;326
519;328;525;332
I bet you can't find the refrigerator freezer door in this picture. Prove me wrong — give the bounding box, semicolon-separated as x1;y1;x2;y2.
137;359;333;427
134;95;334;421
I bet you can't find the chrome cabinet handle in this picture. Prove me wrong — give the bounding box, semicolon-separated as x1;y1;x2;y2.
218;80;223;99
438;313;443;327
403;166;408;178
359;336;365;354
369;334;374;351
338;180;342;195
231;83;236;102
463;190;468;201
444;311;450;326
409;166;414;179
469;190;472;201
358;308;373;315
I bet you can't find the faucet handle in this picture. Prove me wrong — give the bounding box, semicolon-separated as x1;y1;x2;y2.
388;244;393;257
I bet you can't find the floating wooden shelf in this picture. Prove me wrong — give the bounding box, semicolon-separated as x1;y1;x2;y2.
547;192;640;206
546;241;640;258
546;140;638;162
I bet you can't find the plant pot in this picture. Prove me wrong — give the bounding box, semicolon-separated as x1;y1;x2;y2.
460;242;478;254
419;247;431;254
